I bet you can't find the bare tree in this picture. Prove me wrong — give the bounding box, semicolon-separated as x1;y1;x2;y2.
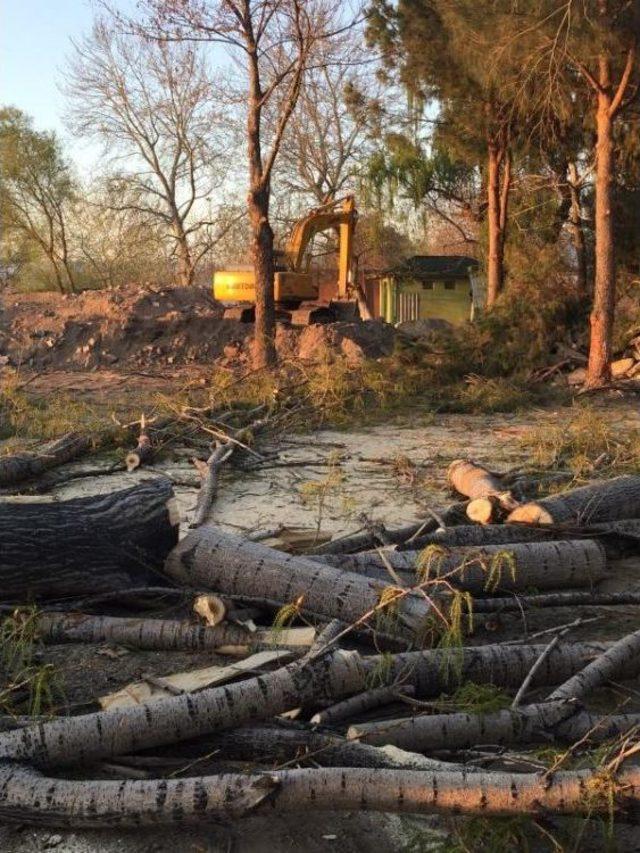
65;21;231;287
135;0;353;368
280;37;380;206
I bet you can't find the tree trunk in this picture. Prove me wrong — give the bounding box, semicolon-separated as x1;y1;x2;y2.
319;539;607;593
473;589;640;613
174;231;195;287
163;526;432;641
0;432;91;487
31;613;252;652
403;523;558;550
568;162;588;296
486;142;504;307
2;762;638;827
507;475;640;525
347;706;640;753
586;64;615;388
0;479;179;601
250;191;277;370
0;651;367;768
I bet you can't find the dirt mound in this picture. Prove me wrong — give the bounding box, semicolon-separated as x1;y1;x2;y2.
0;285;397;372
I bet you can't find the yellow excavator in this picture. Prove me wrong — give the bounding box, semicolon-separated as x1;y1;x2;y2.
213;195;369;324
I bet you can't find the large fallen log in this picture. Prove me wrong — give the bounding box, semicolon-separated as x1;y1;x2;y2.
319;539;607;592
0;432;91;487
0;479;179;601
447;460;519;523
1;763;638;827
508;475;640;524
163;526;432;641
0;642;608;769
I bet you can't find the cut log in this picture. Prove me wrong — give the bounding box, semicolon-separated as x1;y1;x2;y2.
347;706;640;752
448;460;519;523
125;416;153;472
0;641;607;771
0;479;180;601
507;475;640;525
0;432;91;487
319;539;607;593
32;613;251;652
163;526;432;641
310;685;415;726
1;763;638;827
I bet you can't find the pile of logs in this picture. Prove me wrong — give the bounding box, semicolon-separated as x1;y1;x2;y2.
2;445;640;833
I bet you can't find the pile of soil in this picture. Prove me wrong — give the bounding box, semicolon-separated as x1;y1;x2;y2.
0;285;397;372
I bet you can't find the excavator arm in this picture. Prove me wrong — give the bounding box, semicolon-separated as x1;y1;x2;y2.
283;196;357;299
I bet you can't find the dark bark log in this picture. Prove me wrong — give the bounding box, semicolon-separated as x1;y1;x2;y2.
318;539;607;593
1;762;638;827
196;722;458;771
0;433;91;487
404;518;640;558
164;526;432;641
32;613;252;651
508;476;640;525
473;590;640;613
0;479;179;601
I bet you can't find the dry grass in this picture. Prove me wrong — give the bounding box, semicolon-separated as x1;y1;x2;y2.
521;405;640;481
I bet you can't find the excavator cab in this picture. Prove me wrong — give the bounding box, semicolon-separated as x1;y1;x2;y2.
213;196;363;324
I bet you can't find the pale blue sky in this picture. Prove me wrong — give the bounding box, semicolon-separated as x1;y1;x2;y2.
0;0;136;171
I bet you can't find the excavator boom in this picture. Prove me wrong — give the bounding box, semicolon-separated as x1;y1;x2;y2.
213;196;360;323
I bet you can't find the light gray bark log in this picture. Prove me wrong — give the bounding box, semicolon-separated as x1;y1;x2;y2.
0;479;179;601
310;685;415;726
164;526;432;641
0;642;608;770
0;763;638;827
319;539;607;593
348;706;640;751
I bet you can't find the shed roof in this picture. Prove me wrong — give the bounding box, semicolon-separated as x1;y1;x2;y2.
389;255;479;281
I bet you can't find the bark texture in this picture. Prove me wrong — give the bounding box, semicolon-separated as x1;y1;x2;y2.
0;479;179;601
32;613;252;652
1;763;637;827
320;539;607;593
310;685;415;727
164;526;432;640
507;476;640;525
0;433;91;487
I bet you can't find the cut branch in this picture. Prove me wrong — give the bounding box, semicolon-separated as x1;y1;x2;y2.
0;433;91;487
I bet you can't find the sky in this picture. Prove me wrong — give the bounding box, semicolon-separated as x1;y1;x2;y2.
0;0;136;172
